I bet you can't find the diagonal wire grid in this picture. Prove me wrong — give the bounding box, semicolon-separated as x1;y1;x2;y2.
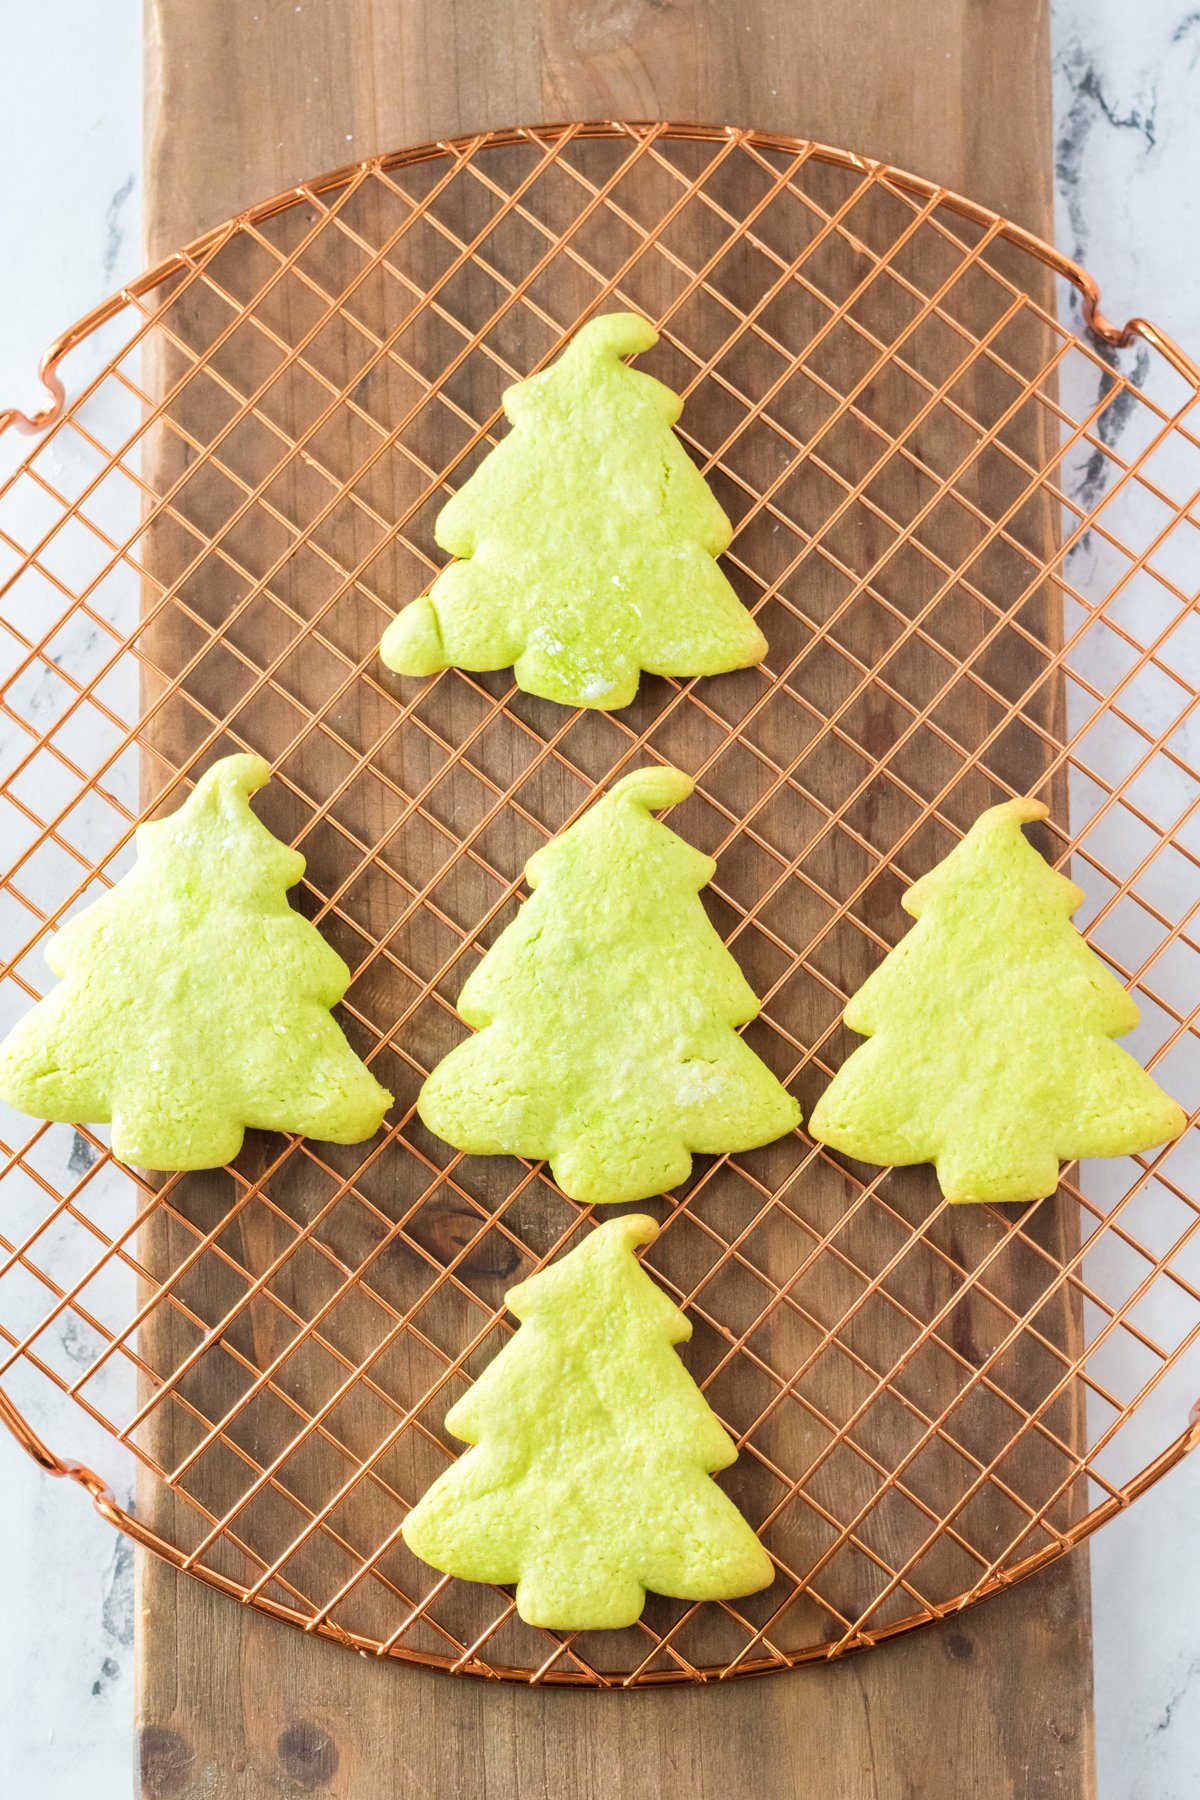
0;123;1198;1686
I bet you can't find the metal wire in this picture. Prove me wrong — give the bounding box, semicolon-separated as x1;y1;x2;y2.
0;122;1198;1687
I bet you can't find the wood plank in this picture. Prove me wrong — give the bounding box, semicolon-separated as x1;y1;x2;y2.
136;2;1096;1797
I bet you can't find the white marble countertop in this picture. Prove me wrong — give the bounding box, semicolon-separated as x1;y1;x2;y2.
1;1;1198;1794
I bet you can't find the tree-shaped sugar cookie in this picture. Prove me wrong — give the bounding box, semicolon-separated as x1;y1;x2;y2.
380;312;767;710
403;1213;773;1630
417;765;800;1205
809;797;1186;1204
0;755;391;1171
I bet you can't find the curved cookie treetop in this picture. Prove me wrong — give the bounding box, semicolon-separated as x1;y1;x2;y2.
0;755;392;1171
417;763;801;1205
809;797;1187;1204
380;311;767;710
402;1213;774;1631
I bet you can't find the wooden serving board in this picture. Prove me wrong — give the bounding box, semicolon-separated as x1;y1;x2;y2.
136;2;1096;1796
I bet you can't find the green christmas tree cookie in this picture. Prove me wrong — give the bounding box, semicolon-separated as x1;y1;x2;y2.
417;765;800;1205
403;1213;773;1630
0;755;391;1171
380;311;767;710
809;797;1186;1204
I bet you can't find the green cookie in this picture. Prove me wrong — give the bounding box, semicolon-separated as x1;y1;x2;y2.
0;755;392;1171
417;765;801;1205
402;1213;774;1631
809;797;1186;1204
380;311;767;709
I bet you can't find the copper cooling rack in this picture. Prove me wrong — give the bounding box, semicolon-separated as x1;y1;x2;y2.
1;122;1199;1688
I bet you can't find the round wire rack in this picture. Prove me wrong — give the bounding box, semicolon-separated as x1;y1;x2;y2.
0;121;1198;1688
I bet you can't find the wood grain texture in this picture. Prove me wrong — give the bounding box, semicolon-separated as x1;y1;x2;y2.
137;2;1095;1796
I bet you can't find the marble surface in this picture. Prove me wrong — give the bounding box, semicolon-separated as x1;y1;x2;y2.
1;1;1199;1794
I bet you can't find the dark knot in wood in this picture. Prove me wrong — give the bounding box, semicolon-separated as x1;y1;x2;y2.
277;1720;340;1790
137;1725;196;1798
409;1200;522;1281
